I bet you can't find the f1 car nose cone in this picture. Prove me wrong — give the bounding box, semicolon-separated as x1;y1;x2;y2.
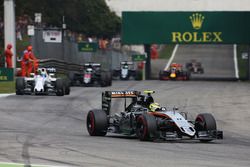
170;73;176;78
35;88;44;92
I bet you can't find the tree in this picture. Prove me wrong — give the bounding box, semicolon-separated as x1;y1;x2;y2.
13;0;121;38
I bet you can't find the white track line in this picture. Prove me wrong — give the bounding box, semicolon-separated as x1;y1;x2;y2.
164;44;179;70
233;44;239;79
0;93;15;98
0;161;69;167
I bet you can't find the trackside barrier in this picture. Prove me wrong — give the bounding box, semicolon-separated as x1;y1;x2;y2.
39;58;82;75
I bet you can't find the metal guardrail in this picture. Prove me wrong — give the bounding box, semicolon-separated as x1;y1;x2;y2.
39;58;82;75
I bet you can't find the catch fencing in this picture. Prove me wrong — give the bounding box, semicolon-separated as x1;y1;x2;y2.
30;29;136;74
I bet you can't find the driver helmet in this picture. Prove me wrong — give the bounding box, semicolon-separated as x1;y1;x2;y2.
41;72;46;78
149;102;161;112
38;68;46;78
124;65;128;69
86;68;93;72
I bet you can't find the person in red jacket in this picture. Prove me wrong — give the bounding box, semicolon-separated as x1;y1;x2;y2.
5;44;13;68
21;50;30;77
27;45;39;75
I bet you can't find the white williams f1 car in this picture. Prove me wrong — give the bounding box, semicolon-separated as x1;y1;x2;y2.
16;68;70;96
113;61;137;80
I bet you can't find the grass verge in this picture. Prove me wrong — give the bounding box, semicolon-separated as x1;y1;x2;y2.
0;163;50;167
0;81;15;93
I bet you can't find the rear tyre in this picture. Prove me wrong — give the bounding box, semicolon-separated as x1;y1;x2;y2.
159;71;164;80
183;71;190;80
136;114;157;141
200;68;204;74
100;74;112;87
16;77;25;95
195;113;217;142
87;110;108;136
56;79;64;96
107;71;112;86
107;78;112;86
68;72;76;86
64;79;70;95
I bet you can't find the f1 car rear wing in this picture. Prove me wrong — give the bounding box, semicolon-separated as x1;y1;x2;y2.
121;61;133;65
46;67;56;73
102;91;141;115
84;63;101;67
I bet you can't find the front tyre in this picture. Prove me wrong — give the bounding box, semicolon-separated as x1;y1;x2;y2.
87;110;108;136
159;71;164;80
64;79;70;95
56;79;64;96
16;77;25;95
195;113;217;142
136;114;157;141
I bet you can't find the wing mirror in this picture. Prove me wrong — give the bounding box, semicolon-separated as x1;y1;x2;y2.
173;106;178;111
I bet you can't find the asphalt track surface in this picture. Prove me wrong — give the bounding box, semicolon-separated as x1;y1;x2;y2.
173;45;236;80
0;80;250;167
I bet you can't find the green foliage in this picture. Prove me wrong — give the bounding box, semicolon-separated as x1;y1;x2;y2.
0;81;15;93
1;0;121;38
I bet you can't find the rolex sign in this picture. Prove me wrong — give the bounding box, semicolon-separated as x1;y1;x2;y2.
171;13;222;43
122;12;250;44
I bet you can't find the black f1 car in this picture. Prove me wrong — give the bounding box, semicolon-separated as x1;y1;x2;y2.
112;61;137;80
86;90;223;142
16;67;70;96
186;60;204;74
159;63;190;80
69;63;112;87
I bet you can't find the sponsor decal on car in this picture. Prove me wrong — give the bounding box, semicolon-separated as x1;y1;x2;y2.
111;91;138;97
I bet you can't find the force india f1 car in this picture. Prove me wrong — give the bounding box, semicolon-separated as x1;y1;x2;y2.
186;59;204;74
87;90;223;142
112;61;137;80
69;63;112;87
16;68;70;96
159;63;190;80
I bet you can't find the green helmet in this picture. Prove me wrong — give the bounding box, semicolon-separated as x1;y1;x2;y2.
149;102;160;112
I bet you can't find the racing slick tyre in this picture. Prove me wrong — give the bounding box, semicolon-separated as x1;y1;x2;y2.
56;79;64;96
183;71;190;80
87;109;108;136
68;72;76;86
100;80;107;87
107;71;112;86
112;70;119;78
107;78;112;86
159;71;164;80
200;68;204;74
16;77;25;95
195;113;217;142
64;79;71;95
100;72;108;87
136;114;157;141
